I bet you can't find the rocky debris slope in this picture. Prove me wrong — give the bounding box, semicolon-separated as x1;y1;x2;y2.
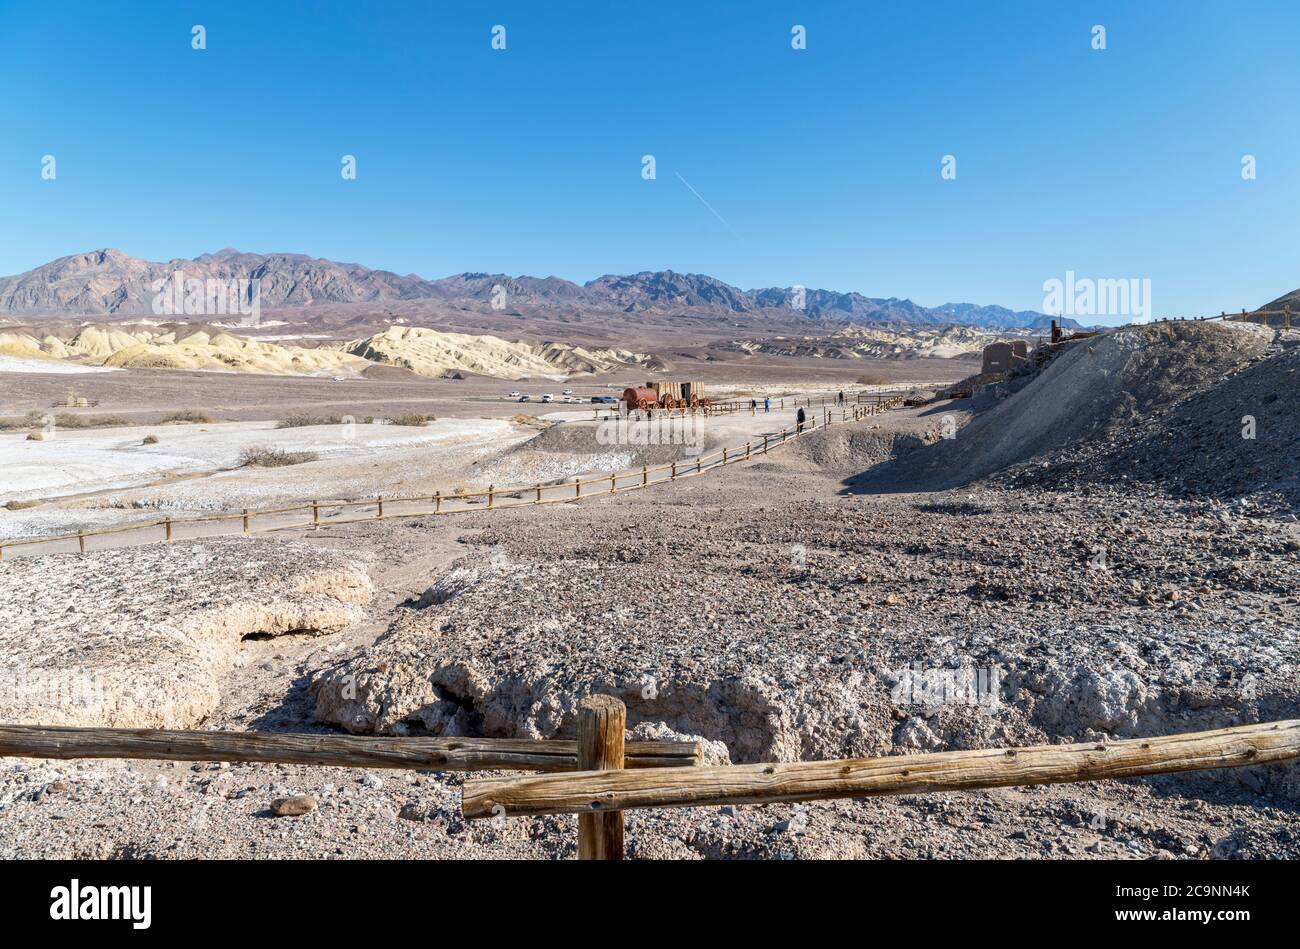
1015;334;1300;511
0;538;372;727
311;472;1300;801
858;321;1273;492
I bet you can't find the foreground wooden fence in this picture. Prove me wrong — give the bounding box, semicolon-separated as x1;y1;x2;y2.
3;707;1296;860
0;398;903;560
461;709;1300;859
0;723;702;773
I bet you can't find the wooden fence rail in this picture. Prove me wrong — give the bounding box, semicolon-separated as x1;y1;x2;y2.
2;711;1294;862
0;398;903;560
0;724;702;773
462;718;1300;819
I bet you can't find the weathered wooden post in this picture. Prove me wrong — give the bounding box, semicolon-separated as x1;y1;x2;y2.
745;441;750;460
488;485;495;509
434;490;442;514
671;461;677;480
577;695;626;860
164;518;173;543
763;434;769;453
78;532;86;554
242;510;250;534
535;484;542;504
609;473;616;494
312;500;320;529
722;447;728;465
377;496;385;519
642;465;648;486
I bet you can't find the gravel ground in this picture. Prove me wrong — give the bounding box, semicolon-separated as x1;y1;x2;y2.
2;456;1296;859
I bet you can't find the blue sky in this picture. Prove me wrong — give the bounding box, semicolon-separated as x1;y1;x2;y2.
2;1;1298;316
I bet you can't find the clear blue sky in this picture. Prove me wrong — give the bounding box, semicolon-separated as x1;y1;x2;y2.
2;0;1298;316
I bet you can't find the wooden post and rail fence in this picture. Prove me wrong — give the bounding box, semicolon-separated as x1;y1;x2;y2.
0;397;904;561
1;710;1297;861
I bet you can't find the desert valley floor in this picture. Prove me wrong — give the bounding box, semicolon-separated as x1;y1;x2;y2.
0;320;1297;860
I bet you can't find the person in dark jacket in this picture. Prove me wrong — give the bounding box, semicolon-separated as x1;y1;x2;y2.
796;406;806;433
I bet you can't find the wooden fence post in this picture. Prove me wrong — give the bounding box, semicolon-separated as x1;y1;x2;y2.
164;518;173;543
312;500;320;529
577;695;626;860
642;465;648;486
535;484;542;504
671;461;677;480
434;491;442;514
488;485;495;509
377;496;385;519
242;510;250;534
78;532;86;554
610;473;616;494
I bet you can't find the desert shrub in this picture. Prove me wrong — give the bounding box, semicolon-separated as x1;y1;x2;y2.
51;414;130;429
238;445;319;467
276;412;345;428
386;412;434;426
160;410;212;424
25;431;43;441
142;434;159;444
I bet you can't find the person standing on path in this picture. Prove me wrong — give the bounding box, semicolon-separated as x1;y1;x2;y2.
763;396;770;413
796;406;806;433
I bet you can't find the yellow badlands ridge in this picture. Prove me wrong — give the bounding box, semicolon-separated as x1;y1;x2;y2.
0;325;657;379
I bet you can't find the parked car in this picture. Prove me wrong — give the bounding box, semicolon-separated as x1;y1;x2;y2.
541;393;554;403
591;395;619;404
517;394;531;402
562;389;574;395
508;391;522;398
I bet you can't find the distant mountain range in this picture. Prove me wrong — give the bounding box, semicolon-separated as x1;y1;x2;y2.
0;248;1079;330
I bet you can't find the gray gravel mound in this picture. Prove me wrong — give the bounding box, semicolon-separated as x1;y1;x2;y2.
311;479;1300;802
859;321;1272;492
1016;335;1300;511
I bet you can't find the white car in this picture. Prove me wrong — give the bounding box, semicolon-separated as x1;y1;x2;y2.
541;393;554;403
508;391;522;398
562;389;574;395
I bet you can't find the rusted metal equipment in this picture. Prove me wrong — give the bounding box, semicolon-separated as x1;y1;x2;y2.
624;381;712;411
621;386;659;410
